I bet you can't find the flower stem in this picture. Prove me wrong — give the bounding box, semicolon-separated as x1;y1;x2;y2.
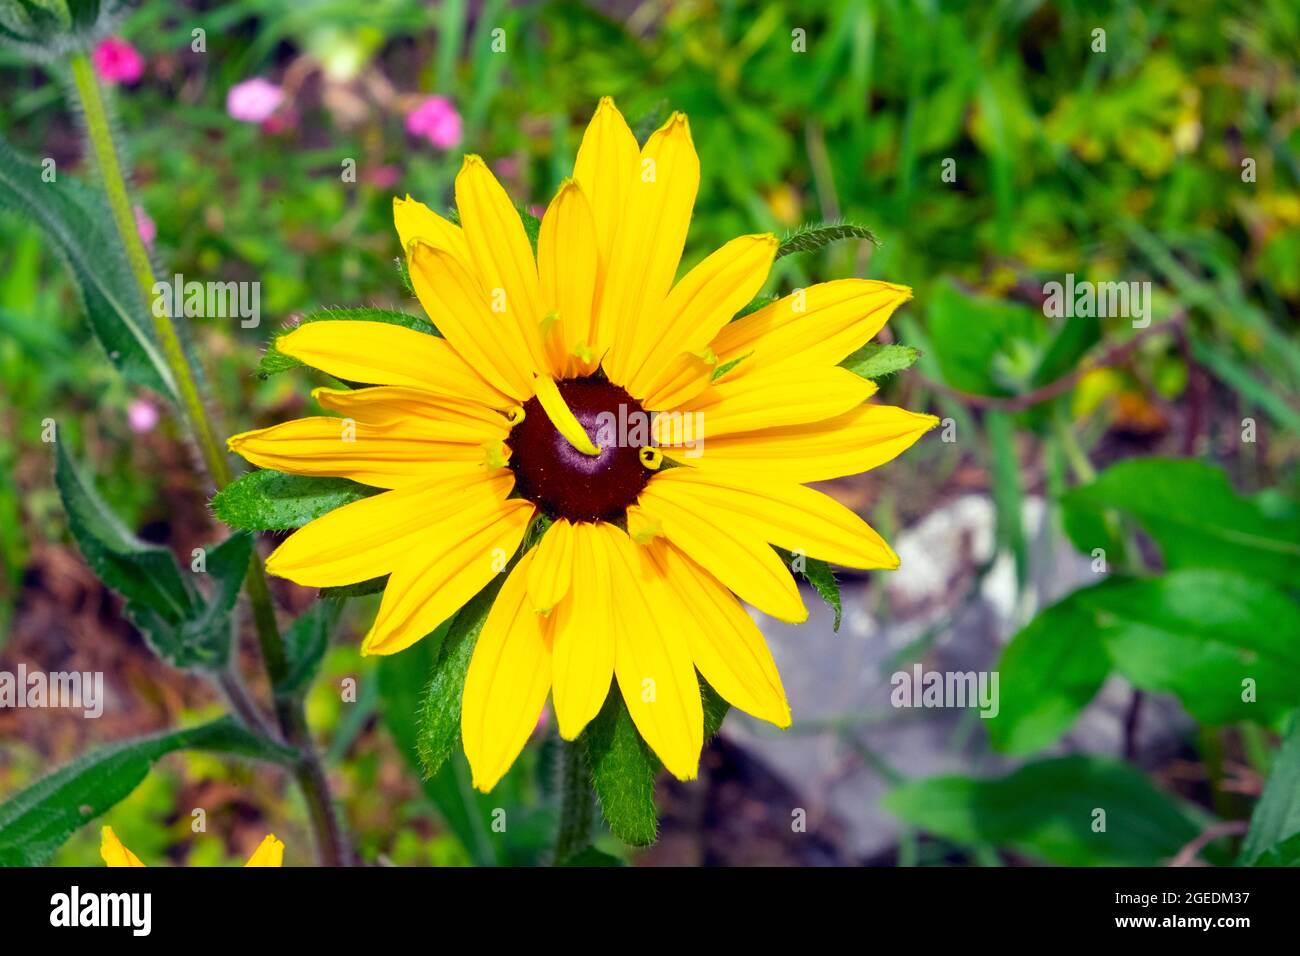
552;739;594;864
68;51;349;866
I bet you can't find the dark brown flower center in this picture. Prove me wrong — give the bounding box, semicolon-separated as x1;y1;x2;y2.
509;376;652;523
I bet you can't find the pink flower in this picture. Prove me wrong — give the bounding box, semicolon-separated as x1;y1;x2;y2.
127;398;159;434
92;38;144;85
405;96;462;150
367;165;401;190
226;78;284;125
134;205;155;250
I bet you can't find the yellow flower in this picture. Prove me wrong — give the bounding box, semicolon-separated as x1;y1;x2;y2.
229;98;936;792
100;826;284;866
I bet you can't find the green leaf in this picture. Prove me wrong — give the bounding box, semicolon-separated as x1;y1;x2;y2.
128;531;252;670
56;442;253;669
55;440;197;624
582;688;658;847
711;350;753;381
926;280;1040;396
517;205;541;255
257;307;438;377
379;621;501;866
416;576;504;778
275;600;340;696
1241;717;1300;865
776;221;879;259
0;136;176;400
986;410;1027;585
988;588;1111;754
701;675;730;739
1063;459;1300;587
1083;570;1300;727
212;469;378;531
319;576;387;600
779;549;841;630
840;343;921;381
558;846;624;866
882;756;1206;866
0;717;293;866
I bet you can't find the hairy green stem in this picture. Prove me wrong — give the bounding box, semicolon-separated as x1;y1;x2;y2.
69;51;349;866
552;740;594;864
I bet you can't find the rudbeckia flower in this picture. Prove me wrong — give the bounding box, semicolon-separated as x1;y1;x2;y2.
101;826;284;866
229;98;936;792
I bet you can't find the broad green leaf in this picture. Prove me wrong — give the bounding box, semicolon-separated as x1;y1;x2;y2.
0;136;176;400
988;587;1111;754
127;531;252;670
55;440;196;624
416;576;504;777
882;756;1207;866
257;306;437;377
582;675;730;848
1063;459;1300;587
212;469;378;530
0;717;293;866
583;689;658;847
1241;717;1300;866
275;599;340;696
1085;570;1300;726
840;342;922;381
926;280;1040;396
776;221;879;259
57;442;254;669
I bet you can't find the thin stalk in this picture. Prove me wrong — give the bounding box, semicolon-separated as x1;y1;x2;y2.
552;740;594;864
69;51;349;865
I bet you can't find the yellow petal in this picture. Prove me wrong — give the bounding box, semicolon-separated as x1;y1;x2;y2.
646;539;790;728
526;518;576;614
572;96;640;354
462;550;553;792
625;234;777;402
548;522;617;739
710;279;911;377
676;403;940;481
228;416;493;489
393;194;472;268
628;487;807;624
100;826;146;867
537;179;599;377
361;498;535;656
244;834;285;867
311;386;509;434
533;373;602;455
603;527;702;779
266;466;513;587
409;241;538;402
454;155;549;369
654;366;877;443
644;467;899;570
275;320;509;409
601;112;700;387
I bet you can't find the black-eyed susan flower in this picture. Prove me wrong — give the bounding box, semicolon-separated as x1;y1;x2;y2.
101;826;284;866
229;98;937;792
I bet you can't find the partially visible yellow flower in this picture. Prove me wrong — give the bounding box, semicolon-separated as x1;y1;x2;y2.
230;97;936;793
100;826;284;867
